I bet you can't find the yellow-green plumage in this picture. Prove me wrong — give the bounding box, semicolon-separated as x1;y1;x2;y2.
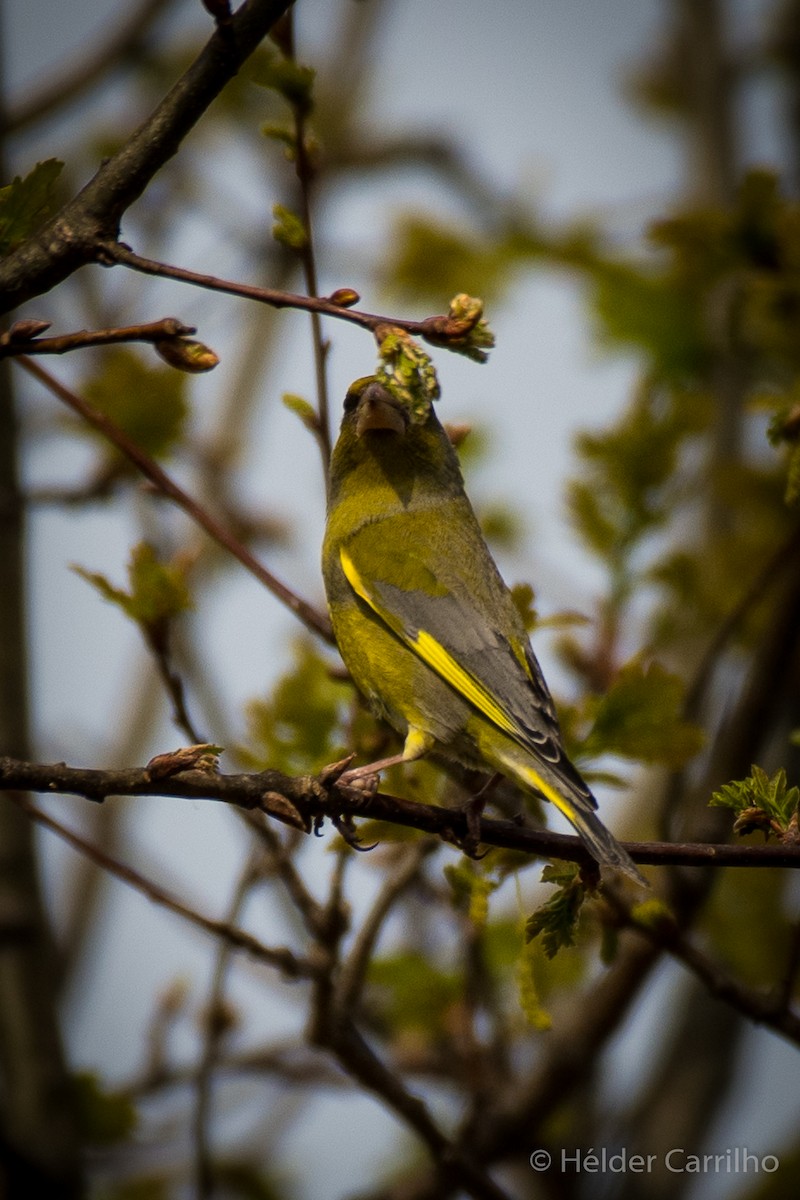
322;377;644;884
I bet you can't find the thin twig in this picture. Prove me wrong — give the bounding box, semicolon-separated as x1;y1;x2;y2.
16;356;333;641
280;11;333;475
240;811;329;938
194;852;264;1199
313;1014;514;1200
0;318;205;360
98;240;486;348
613;898;800;1046
336;842;433;1013
150;642;206;745
13;795;316;979
684;520;800;717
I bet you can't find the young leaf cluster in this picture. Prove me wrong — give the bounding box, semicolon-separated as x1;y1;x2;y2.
524;863;587;960
711;765;800;840
73;542;192;656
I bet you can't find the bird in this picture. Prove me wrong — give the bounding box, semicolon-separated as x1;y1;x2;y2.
322;375;645;885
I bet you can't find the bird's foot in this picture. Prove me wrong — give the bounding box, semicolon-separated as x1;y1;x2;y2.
460;771;502;858
334;751;409;797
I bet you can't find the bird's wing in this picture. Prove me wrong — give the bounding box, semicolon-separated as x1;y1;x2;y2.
339;543;564;767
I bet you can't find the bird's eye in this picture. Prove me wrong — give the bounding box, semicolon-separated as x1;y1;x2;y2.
343;387;360;412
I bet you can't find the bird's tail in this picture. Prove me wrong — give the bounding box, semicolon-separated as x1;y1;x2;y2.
546;786;646;886
504;754;647;886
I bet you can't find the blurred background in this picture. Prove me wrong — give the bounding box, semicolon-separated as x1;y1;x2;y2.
3;1;800;1198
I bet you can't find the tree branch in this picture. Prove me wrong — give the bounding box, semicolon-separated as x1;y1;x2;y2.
0;317;214;363
16;356;333;640
611;896;800;1045
12;793;315;981
0;0;295;311
98;240;491;350
3;754;800;870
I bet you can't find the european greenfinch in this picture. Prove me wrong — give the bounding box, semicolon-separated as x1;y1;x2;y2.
322;376;644;884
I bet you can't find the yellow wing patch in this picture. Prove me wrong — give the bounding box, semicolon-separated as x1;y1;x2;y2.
340;546;521;742
415;630;518;738
340;547;372;605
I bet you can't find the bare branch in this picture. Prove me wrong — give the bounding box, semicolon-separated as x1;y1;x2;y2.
13;794;316;980
0;0;295;311
0;318;216;367
97;241;491;350
611;896;800;1045
16;356;333;641
336;842;433;1013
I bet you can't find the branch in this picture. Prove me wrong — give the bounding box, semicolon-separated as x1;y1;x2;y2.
16;356;333;641
612;898;800;1046
12;793;315;981
684;519;800;717
313;1015;514;1200
97;241;491;351
0;0;295;311
3;755;800;870
336;842;433;1014
0;317;216;365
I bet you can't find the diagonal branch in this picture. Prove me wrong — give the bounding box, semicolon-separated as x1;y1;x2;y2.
609;895;800;1045
16;356;333;640
0;0;295;311
13;794;315;980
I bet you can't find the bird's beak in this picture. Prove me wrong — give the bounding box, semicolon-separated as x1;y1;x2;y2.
355;383;409;437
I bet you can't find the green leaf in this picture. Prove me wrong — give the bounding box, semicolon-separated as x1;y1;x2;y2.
582;656;705;767
272;203;308;251
524;863;586;959
282;391;318;430
80;348;188;460
0;159;63;255
239;639;351;774
253;54;315;114
261;122;297;154
710;765;799;836
73;543;192;646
